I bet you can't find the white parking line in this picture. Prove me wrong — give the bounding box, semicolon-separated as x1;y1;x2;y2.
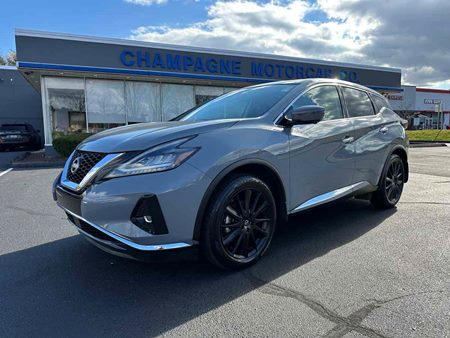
0;168;13;177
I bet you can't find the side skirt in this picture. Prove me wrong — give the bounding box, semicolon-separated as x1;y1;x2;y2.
289;181;376;214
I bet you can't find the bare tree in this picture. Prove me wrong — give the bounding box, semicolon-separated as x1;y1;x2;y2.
6;50;16;66
0;50;16;66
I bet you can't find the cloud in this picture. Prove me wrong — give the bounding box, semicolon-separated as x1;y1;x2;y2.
125;0;168;6
129;0;450;88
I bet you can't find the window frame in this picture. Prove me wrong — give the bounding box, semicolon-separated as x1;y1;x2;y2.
338;85;377;119
369;93;391;114
276;84;346;125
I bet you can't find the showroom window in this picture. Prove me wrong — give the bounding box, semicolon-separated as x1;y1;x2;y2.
43;77;86;142
194;86;225;106
42;76;240;145
86;79;126;132
161;84;195;120
126;81;161;123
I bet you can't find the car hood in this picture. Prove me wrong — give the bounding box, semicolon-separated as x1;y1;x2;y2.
78;119;239;153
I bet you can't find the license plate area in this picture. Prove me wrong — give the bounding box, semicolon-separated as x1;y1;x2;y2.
55;186;82;215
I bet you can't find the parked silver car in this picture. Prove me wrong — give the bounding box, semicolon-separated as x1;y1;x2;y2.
53;79;408;269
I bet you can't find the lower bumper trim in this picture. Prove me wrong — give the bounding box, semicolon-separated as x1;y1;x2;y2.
59;205;193;251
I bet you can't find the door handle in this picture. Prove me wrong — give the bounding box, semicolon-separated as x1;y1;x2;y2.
342;136;354;144
379;126;388;134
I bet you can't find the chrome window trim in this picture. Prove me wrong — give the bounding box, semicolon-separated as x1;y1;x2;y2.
60;205;193;251
290;181;371;213
61;151;124;192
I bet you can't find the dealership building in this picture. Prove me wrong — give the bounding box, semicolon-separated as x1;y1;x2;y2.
10;29;404;149
388;86;450;129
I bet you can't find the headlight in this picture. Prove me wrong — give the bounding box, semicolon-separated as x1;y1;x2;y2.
104;137;199;178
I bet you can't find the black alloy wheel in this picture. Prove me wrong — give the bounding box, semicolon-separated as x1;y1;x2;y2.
385;157;404;204
202;175;277;269
220;188;274;262
371;154;405;209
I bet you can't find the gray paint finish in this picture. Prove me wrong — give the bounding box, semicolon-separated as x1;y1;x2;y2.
0;67;43;144
53;79;408;255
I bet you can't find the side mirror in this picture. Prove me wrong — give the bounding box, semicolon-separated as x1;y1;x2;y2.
284;105;325;126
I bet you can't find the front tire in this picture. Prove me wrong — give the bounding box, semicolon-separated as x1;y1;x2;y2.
201;175;277;269
371;154;405;209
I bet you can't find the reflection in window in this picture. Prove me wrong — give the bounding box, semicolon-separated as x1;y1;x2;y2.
342;87;375;117
86;79;126;132
45;77;86;137
292;86;343;121
161;84;195;121
183;84;295;121
126;82;160;123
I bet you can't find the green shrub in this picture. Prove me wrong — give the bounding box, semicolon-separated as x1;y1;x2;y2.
52;133;92;158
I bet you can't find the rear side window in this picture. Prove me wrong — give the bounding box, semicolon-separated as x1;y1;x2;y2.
291;85;343;121
342;87;375;117
371;94;391;113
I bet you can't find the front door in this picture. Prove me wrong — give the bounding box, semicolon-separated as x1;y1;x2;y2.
288;85;355;212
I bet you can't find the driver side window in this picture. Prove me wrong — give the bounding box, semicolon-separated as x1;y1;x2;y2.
291;86;343;121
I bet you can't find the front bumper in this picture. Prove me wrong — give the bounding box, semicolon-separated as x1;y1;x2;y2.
54;162;212;254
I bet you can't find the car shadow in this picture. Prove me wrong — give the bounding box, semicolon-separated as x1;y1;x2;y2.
0;199;395;337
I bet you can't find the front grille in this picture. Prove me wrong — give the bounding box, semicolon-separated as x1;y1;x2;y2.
66;150;106;184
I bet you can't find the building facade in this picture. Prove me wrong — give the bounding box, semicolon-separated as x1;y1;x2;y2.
15;29;402;148
387;86;450;129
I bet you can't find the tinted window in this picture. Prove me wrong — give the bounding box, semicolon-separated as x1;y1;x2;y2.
291;85;343;121
182;84;295;121
371;94;391;113
342;87;375;117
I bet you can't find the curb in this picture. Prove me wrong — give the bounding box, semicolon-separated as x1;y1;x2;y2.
10;151;66;169
11;161;65;169
409;142;447;148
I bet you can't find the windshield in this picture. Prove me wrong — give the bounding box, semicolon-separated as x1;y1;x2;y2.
181;84;296;121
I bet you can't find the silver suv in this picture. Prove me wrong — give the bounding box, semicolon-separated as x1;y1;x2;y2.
53;79;408;269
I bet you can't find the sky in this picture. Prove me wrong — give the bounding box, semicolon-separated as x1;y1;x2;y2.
1;0;449;89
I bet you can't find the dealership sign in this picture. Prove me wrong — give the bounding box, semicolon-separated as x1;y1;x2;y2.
14;32;402;87
120;50;360;82
387;95;403;101
424;99;442;104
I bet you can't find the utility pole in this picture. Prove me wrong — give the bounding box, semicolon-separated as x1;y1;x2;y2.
434;102;444;129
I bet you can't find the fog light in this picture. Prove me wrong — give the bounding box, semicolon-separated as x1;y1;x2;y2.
130;195;168;235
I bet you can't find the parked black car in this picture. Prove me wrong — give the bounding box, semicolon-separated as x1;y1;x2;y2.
0;123;41;151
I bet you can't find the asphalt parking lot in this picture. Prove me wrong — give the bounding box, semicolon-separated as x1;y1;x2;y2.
0;147;449;338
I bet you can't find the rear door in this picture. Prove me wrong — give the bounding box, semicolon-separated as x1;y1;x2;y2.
339;86;391;187
288;85;355;212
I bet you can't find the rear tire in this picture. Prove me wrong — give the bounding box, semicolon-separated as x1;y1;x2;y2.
371;154;405;209
201;175;277;269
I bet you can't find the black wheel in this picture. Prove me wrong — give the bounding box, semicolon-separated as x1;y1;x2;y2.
201;175;277;269
371;154;405;209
